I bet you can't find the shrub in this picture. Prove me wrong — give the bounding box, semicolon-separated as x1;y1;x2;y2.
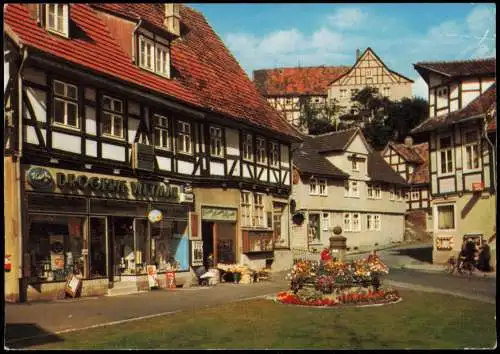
333;226;342;235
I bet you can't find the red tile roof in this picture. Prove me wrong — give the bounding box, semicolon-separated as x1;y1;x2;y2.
408;143;429;185
414;58;496;79
253;66;350;96
389;142;423;164
411;84;497;134
4;4;300;140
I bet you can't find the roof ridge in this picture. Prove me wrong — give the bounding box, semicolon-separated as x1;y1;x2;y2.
254;65;351;72
416;57;496;66
310;126;358;138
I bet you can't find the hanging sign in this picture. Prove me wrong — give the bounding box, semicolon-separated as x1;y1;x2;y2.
148;209;163;223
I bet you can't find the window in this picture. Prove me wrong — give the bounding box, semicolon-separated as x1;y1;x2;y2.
46;4;68;37
177;121;192;154
352;158;358;171
155;43;170;77
241;191;252;227
397;189;403;201
374;185;381;199
344;213;361;232
437;204;455;230
411;191;420;201
351;89;359;97
102;95;123;138
352;213;360;232
344;180;360;198
437;87;448;97
256;137;267;164
321;212;330;231
53;80;78;129
366;214;373;230
340;89;347;98
318;179;327;196
269;142;279;167
383;87;390;97
367;184;374;198
139;35;171;78
366;70;372;77
389;188;395;201
243;133;253;161
309;178;318;195
209;126;223;157
463;130;480;170
405;192;410;201
439;135;454;175
373;215;381;231
254;193;265;227
343;213;351;232
154;114;170;150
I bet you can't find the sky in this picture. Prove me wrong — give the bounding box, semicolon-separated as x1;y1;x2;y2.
190;3;496;99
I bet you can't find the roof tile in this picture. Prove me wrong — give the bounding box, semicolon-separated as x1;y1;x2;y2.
415;58;496;78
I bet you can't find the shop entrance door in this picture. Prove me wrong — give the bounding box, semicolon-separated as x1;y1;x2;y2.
110;217;134;282
202;221;214;269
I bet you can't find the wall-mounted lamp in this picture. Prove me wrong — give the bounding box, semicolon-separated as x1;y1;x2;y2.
84;164;92;170
113;169;120;175
49;158;59;164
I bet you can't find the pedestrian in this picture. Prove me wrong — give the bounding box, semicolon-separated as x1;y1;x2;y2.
320;247;332;263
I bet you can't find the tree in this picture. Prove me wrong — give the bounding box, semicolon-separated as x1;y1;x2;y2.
385;97;428;141
298;98;343;135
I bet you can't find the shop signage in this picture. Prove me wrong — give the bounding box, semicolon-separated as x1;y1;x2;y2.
201;207;237;222
27;167;54;190
26;166;180;202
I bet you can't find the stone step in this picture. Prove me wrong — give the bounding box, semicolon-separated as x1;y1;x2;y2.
106;282;147;297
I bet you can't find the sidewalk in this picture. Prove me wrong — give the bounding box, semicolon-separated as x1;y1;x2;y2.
400;262;497;278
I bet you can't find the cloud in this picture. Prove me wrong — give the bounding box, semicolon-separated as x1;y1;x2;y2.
328;8;367;29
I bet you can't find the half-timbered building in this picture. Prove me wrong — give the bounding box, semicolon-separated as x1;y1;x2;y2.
290;128;408;252
253;66;349;129
410;58;496;266
3;3;300;302
382;138;432;234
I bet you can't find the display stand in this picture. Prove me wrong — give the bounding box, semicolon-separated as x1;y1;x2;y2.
65;273;82;298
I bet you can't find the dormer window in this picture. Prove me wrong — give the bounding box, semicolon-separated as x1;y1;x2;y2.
45;4;69;37
138;34;171;78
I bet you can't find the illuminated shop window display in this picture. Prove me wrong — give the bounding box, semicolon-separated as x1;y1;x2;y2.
151;219;189;272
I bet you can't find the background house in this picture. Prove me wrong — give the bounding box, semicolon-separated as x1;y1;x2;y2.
410;57;496;266
290;128;408;254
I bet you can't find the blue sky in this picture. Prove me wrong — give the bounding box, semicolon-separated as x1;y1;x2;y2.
190;3;496;98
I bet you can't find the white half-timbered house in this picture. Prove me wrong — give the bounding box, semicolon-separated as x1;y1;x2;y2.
3;3;300;302
290;128;408;253
410;58;496;266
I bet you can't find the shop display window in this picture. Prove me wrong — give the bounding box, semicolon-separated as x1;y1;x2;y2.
134;219;149;275
28;214;86;283
112;217;136;276
89;217;107;279
151;220;189;272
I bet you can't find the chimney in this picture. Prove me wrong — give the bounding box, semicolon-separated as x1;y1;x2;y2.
164;3;181;37
356;48;361;61
404;136;414;147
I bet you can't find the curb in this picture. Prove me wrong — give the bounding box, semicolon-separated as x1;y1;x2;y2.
399;264;497;278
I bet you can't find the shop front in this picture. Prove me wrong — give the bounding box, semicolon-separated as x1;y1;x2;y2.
22;164;193;301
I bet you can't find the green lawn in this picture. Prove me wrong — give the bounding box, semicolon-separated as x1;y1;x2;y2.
13;290;496;349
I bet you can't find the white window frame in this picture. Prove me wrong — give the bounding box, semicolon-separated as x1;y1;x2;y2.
462;129;481;172
411;190;420;201
241;191;253;227
367;184;374;199
340;89;347;98
45;4;69;37
209;126;223;157
374;185;381;199
437;134;454;176
346;180;360;198
373;214;381;231
366;214;373;231
434;203;456;232
389;187;395;201
318;179;327;196
397;189;403;201
243;133;253;161
352;213;361;232
139;35;155;72
321;212;330;231
253;193;265;227
153;114;170;150
256;137;267;165
177;121;192;155
405;192;410;201
52;80;79;130
269;142;279;167
343;213;351;232
155;42;170;78
383;87;390;97
101;95;124;139
309;177;318;195
352;158;359;171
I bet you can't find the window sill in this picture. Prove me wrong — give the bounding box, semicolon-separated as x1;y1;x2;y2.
52;122;81;132
177;151;193;156
47;28;69;39
462;168;482;174
102;134;125;141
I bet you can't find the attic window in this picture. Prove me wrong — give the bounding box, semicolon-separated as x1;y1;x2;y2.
138;34;171;78
45;4;69;37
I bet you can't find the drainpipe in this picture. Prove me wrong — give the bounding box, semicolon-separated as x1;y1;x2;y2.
16;46;28;302
483;114;496;192
131;19;143;63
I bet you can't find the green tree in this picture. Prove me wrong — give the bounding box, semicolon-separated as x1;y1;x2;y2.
298;98;343;134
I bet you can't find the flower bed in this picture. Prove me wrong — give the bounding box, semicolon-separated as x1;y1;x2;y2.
277;253;400;307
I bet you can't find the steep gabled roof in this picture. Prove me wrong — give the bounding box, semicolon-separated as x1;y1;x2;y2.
411;84;497;134
253;66;350;96
330;47;414;86
414;58;496;83
388;142;424;164
368;152;408;187
4;4;300;140
313;127;360;153
409;143;429;185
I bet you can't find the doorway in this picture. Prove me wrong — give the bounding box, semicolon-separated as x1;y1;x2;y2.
308;213;320;245
202;221;214;269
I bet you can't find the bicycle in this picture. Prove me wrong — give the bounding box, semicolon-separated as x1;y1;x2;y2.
445;256;475;278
